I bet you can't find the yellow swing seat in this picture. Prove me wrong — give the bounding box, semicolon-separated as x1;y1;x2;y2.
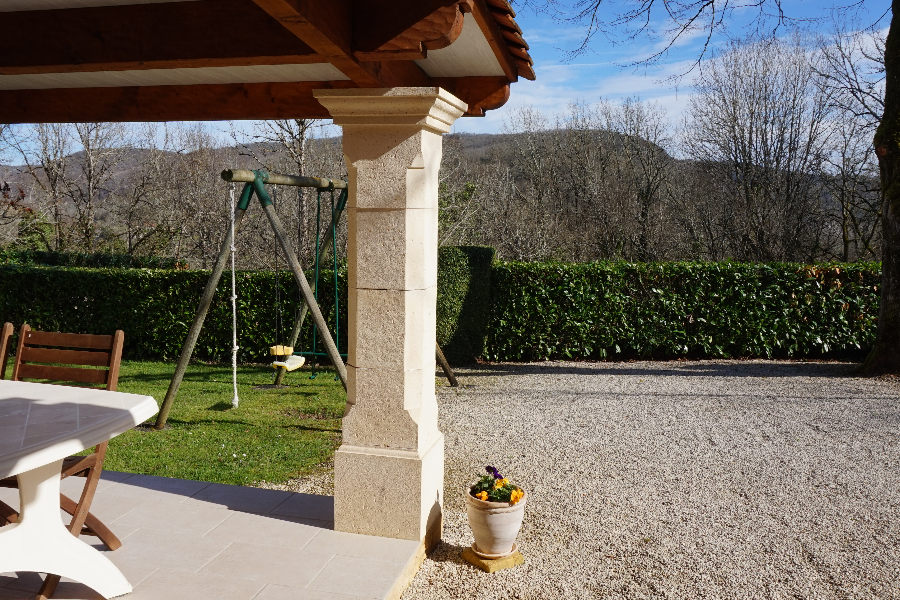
272;355;305;372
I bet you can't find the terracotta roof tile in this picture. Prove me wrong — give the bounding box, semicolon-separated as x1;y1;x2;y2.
482;0;534;80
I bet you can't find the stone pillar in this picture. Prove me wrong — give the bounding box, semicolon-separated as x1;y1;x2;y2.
313;88;466;546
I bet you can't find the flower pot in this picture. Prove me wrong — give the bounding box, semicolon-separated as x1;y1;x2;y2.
464;487;527;559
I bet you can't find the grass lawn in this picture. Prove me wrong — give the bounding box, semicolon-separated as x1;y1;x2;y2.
107;361;346;486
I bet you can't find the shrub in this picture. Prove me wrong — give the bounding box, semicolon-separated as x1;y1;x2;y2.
0;249;185;270
0;265;344;363
0;258;878;365
437;246;495;363
0;246;493;363
486;261;880;361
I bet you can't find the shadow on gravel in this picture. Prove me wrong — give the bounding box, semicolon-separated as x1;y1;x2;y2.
453;361;861;379
427;541;472;565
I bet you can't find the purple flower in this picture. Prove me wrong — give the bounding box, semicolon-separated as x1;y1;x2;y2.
486;465;503;479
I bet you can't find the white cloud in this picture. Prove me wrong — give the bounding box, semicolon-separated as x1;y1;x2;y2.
453;56;699;135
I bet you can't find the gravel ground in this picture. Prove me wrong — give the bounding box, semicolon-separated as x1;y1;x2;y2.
264;360;900;599
406;360;900;600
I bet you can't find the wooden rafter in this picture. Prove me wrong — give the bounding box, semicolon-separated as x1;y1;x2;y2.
0;0;318;75
0;0;534;121
249;0;383;86
353;1;473;61
0;81;358;123
435;76;509;116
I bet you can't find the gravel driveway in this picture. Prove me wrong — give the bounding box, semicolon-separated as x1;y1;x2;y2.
403;360;900;600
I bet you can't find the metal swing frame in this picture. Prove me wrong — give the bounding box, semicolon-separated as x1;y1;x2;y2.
153;169;348;430
274;178;349;384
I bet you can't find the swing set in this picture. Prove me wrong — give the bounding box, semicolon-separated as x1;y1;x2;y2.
152;168;457;431
268;176;350;384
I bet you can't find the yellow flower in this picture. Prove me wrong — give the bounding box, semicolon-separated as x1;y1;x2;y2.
509;489;524;504
494;478;509;490
475;491;488;501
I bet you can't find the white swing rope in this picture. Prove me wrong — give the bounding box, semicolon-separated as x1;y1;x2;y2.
229;182;240;408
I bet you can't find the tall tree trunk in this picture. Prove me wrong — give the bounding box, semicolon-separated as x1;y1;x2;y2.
866;0;900;373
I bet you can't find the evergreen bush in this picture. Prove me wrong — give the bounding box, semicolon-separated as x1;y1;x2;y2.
437;246;495;363
0;257;879;365
487;261;880;361
0;249;185;270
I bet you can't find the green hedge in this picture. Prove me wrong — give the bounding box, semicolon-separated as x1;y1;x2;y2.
436;246;495;363
0;246;495;364
0;265;346;363
0;249;185;270
487;261;880;361
0;258;880;365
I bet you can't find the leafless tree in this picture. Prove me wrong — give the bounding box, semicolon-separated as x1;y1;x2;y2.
109;123;184;256
600;98;672;260
5;123;74;251
64;122;129;251
523;0;898;372
169;124;237;268
682;36;830;262
814;19;885;261
230;120;342;267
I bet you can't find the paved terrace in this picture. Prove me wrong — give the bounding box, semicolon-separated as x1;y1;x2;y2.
0;473;420;600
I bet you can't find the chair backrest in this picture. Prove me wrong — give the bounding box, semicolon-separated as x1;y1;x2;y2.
0;322;13;380
11;324;125;391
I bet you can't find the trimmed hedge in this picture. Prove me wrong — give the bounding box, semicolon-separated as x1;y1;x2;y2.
487;261;880;361
0;246;494;363
436;246;495;363
0;249;185;270
0;265;345;363
0;257;880;365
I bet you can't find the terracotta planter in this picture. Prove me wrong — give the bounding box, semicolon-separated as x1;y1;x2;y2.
464;487;527;559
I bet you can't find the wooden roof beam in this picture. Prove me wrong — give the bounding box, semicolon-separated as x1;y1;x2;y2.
0;0;319;76
249;0;376;85
0;80;358;124
352;2;472;61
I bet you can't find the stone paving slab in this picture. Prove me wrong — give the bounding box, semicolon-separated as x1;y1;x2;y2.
0;472;422;600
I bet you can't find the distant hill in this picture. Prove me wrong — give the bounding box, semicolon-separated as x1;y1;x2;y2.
1;131;669;192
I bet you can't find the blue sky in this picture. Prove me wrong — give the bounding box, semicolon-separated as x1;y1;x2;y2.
451;0;889;134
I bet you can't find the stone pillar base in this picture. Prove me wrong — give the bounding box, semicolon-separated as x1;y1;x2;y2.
334;432;444;545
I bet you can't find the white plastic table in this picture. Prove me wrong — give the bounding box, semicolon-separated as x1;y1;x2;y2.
0;380;158;598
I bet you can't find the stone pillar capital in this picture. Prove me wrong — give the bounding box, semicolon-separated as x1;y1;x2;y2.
314;87;467;134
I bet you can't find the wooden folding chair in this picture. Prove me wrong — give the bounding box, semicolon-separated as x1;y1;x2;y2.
0;324;125;599
0;322;12;380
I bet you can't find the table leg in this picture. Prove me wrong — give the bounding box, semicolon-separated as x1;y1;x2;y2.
0;460;131;599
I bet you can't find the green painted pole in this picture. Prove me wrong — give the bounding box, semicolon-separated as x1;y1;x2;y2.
253;179;348;390
274;188;348;386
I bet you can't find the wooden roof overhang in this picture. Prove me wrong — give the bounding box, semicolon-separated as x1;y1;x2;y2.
0;0;534;123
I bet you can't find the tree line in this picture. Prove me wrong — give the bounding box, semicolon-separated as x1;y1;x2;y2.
439;32;883;264
0;121;346;270
0;32;884;270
